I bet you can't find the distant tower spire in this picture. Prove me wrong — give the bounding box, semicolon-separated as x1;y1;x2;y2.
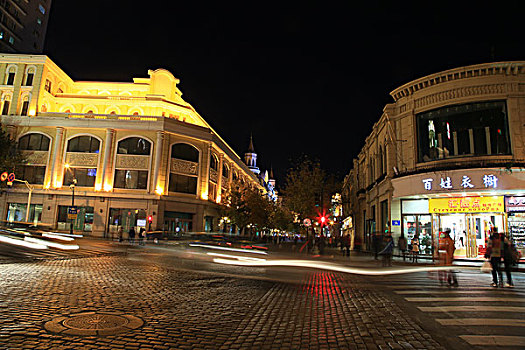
244;134;260;175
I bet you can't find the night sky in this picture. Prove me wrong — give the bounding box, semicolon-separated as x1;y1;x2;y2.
43;2;525;185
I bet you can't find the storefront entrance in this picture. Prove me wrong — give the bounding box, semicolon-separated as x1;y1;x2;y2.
437;213;504;258
164;211;193;236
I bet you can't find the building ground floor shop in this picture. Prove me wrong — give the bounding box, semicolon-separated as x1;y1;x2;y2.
0;190;222;237
386;194;525;261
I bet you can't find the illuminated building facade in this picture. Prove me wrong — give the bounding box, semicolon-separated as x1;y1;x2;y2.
346;61;525;259
0;54;264;236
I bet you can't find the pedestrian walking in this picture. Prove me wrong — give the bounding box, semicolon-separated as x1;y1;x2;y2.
398;235;407;261
502;235;514;288
139;228;145;246
486;228;503;287
411;237;419;263
343;234;351;257
373;234;380;260
128;226;136;244
379;234;394;267
439;229;458;286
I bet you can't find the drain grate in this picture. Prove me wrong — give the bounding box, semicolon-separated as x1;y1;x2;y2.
44;312;144;336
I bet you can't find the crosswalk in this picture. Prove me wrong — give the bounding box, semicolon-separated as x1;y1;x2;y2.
381;271;525;348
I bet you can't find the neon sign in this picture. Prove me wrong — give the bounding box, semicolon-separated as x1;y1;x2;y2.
422;174;499;191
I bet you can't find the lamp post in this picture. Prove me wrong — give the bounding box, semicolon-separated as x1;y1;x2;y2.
69;178;77;235
65;164;77;235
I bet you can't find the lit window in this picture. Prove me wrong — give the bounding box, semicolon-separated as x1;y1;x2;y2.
8;37;14;45
0;32;3;40
36;18;42;25
39;4;45;14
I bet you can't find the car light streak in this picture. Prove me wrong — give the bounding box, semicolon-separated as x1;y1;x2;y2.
24;236;79;250
46;232;84;238
0;235;48;249
212;258;466;275
42;233;75;241
189;243;268;255
206;252;267;262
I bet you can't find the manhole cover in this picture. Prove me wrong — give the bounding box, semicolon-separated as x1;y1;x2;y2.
44;312;144;336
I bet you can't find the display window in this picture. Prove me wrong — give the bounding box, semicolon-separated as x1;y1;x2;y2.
508;213;525;255
403;214;432;255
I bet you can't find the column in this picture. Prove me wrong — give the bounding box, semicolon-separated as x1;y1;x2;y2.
48;127;64;188
216;154;224;203
152;131;164;194
199;143;211;200
100;128;114;191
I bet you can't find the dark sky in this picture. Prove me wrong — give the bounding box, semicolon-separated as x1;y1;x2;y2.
43;1;525;185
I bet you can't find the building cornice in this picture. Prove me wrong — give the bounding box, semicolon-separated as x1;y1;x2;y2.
390;61;525;102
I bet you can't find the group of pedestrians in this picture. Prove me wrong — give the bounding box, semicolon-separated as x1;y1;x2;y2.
485;227;514;288
117;226;146;246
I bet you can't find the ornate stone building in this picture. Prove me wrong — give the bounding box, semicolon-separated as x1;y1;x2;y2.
0;54;264;236
345;61;525;259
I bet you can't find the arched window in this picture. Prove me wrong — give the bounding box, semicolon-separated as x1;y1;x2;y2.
5;66;16;85
24;67;35;86
18;133;50;151
169;143;199;194
210;154;218;171
222;163;229;178
171;143;199;162
67;136;100;153
20;95;30;116
2;95;11;115
117;137;151;155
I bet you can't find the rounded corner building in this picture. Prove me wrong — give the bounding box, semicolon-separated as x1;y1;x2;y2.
345;61;525;260
0;54;265;237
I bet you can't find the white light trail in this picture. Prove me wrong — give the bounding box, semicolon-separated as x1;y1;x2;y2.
24;237;79;250
189;244;268;255
206;252;267;262
42;233;75;241
212;258;467;275
0;235;48;249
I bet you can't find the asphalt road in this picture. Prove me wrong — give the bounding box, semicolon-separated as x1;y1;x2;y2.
0;238;524;349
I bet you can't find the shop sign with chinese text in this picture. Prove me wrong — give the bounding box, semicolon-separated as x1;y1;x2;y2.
429;196;504;213
506;196;525;212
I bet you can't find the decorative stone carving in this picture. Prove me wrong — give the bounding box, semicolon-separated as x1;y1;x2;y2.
65;152;99;167
21;150;48;165
209;168;218;183
414;84;505;109
170;159;198;175
116;154;149;169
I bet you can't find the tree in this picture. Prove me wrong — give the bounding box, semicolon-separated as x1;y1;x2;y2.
221;180;270;234
281;156;325;221
0;128;25;186
281;156;342;224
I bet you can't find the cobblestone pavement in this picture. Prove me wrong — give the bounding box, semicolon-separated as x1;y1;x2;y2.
0;246;522;349
0;252;446;350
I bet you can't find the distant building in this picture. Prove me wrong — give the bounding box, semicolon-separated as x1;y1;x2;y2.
0;53;264;236
345;61;525;259
243;136;277;201
0;0;52;53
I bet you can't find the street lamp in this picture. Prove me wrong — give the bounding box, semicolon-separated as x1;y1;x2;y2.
65;164;77;235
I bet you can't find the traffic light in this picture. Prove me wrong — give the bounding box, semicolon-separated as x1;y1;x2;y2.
147;215;153;223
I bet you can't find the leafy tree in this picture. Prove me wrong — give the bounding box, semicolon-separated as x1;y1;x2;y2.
221;180;270;234
0;128;25;186
281;156;342;222
281;156;325;221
